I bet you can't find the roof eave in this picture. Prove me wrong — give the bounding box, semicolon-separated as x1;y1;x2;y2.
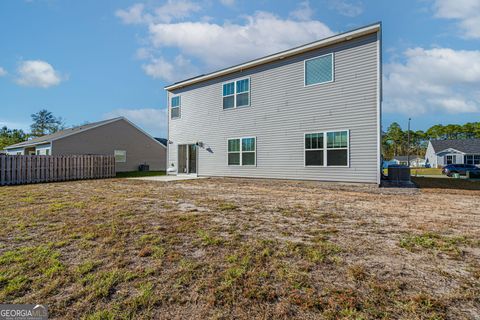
165;22;381;91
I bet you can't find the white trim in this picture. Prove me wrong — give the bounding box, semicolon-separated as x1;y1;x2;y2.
376;24;382;185
303;53;335;87
435;147;465;155
165;23;381;91
227;136;256;166
170;95;181;120
222;76;251;110
304;130;350;167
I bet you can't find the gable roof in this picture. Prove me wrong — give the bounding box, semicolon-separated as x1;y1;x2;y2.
430;139;480;154
165;22;381;91
5;118;121;149
5;117;166;149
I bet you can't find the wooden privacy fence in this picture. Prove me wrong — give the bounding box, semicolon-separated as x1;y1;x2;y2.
0;155;116;186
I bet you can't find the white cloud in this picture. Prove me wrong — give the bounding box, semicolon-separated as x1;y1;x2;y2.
289;1;314;21
148;11;333;71
384;47;480;115
116;0;201;25
15;60;63;88
142;55;199;82
219;0;235;7
0;67;7;77
327;0;363;17
105;108;168;137
117;3;334;83
115;3;146;24
433;0;480;39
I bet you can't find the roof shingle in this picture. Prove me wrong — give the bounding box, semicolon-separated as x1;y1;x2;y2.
430;139;480;154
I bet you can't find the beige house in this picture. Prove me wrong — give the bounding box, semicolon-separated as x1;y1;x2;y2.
4;117;166;172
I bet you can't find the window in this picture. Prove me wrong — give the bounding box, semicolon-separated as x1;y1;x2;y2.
114;150;127;163
46;149;50;155
305;133;324;166
223;78;250;109
305;130;349;167
171;96;181;119
228;137;256;166
445;155;455;165
327;131;348;166
465;155;480;165
305;53;334;86
228;139;240;165
36;150;40;155
465;155;473;165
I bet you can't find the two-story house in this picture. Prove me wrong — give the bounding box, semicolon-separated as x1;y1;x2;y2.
165;23;382;184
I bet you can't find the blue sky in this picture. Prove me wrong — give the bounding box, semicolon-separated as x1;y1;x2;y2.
1;0;479;137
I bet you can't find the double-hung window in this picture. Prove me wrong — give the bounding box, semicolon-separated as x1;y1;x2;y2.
223;78;250;109
304;53;334;86
171;96;181;119
228;137;256;166
445;155;455;165
305;130;349;167
326;131;348;166
305;133;324;166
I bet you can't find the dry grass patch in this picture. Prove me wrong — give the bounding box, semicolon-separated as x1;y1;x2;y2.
0;178;479;319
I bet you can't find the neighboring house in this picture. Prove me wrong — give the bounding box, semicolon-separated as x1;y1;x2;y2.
4;117;166;172
389;155;426;167
165;23;382;184
425;139;480;168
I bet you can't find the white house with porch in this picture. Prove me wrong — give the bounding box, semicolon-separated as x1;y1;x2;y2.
425;139;480;168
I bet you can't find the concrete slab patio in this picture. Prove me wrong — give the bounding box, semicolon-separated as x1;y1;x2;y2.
127;175;205;182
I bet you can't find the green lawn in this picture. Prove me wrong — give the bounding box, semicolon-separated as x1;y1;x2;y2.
115;171;166;178
383;168;442;176
409;168;442;176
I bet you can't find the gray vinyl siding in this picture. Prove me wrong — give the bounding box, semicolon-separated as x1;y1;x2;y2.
52;119;166;172
168;33;380;183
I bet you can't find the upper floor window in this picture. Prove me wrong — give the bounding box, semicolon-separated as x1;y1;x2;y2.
171;96;181;119
228;136;256;166
305;130;348;167
304;53;334;86
223;78;250;109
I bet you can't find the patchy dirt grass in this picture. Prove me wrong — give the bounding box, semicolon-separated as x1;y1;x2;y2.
0;178;479;319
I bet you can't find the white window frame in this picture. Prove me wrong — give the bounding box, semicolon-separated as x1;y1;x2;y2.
114;150;127;163
304;52;335;87
171;95;181;120
445;155;456;165
227;136;256;166
303;132;324;167
304;129;349;167
222;77;251;110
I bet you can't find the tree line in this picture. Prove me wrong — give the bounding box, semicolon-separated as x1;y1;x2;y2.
382;122;480;159
1;109;64;150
